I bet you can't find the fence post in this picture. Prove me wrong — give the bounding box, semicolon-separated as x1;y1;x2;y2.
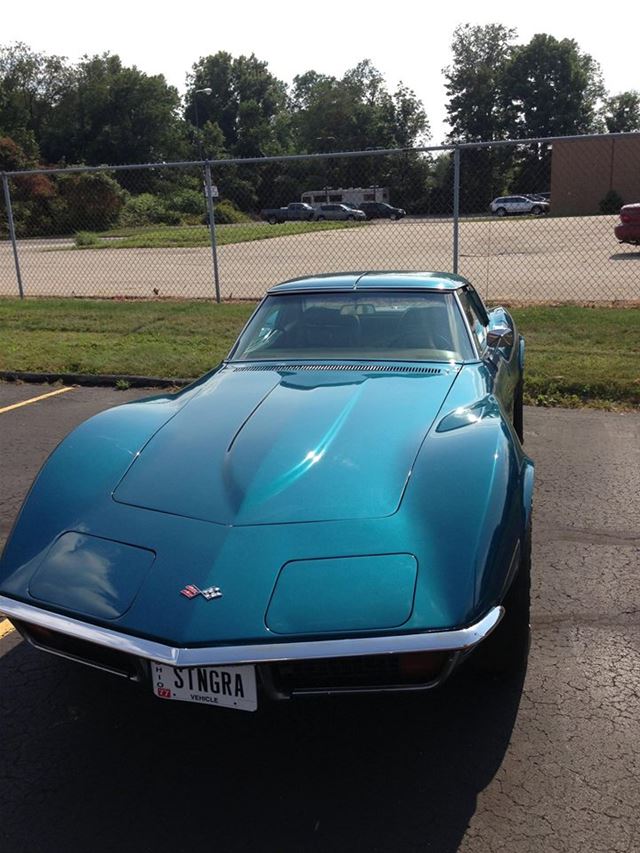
204;163;221;303
452;146;460;275
2;173;24;299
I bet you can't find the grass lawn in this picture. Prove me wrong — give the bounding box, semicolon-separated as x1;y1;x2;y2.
67;220;366;250
512;306;640;408
0;300;254;377
0;299;638;407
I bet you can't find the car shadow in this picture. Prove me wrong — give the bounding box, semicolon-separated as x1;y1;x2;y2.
0;637;525;853
610;251;640;260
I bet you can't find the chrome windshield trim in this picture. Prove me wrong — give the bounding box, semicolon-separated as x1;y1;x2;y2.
0;596;503;667
265;286;465;295
454;289;482;360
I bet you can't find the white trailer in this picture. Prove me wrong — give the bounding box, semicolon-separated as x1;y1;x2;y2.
301;186;390;206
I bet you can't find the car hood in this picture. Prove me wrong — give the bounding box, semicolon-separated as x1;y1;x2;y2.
113;363;459;525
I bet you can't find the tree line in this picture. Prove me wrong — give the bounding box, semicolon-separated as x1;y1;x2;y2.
1;27;638;235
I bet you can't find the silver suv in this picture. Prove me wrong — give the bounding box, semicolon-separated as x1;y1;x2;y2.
489;195;550;216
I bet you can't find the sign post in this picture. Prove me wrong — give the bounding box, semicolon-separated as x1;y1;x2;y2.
203;165;221;303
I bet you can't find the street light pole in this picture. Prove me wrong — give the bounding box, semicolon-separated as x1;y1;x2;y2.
316;136;336;202
193;87;212;160
192;87;220;299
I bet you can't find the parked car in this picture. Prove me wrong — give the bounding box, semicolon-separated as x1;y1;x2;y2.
313;203;366;221
524;193;550;203
0;272;533;711
614;203;640;245
261;203;315;224
490;196;550;216
358;201;406;220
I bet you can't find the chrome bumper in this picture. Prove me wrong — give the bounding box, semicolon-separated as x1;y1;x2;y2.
0;595;503;667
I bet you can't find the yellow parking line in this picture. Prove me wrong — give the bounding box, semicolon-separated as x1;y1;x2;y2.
0;619;15;639
0;385;74;415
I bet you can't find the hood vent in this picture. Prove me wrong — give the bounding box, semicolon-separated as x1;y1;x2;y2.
231;363;447;375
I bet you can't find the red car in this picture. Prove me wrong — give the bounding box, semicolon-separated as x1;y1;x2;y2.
614;204;640;245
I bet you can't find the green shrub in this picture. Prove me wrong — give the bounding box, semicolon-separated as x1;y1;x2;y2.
209;199;250;225
74;231;100;247
159;208;182;225
219;176;258;212
1;137;61;237
55;172;126;233
170;189;205;216
599;189;624;214
120;193;175;227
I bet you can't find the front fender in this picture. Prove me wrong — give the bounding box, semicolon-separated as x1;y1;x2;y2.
404;395;532;624
0;390;190;593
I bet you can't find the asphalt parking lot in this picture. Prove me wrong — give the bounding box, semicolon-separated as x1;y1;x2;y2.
1;383;639;853
1;214;638;302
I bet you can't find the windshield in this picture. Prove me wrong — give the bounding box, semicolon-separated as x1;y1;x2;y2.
229;292;475;362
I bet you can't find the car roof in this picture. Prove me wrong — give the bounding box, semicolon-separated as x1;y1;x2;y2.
268;271;471;293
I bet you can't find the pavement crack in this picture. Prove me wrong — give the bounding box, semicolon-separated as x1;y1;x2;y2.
536;525;640;546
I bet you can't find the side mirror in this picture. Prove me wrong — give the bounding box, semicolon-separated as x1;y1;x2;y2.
487;325;514;349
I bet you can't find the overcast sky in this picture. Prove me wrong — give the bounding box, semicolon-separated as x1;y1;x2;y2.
3;0;635;144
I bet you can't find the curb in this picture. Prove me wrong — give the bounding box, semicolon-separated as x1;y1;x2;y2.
0;371;192;389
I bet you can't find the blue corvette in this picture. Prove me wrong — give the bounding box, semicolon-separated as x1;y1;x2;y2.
0;272;533;711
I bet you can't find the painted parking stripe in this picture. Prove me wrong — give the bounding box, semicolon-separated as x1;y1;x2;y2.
0;386;74;415
0;619;15;639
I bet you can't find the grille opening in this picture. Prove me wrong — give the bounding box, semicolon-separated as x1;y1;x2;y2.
270;651;450;693
17;621;142;680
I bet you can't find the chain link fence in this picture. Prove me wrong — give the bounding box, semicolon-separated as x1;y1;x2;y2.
1;133;639;303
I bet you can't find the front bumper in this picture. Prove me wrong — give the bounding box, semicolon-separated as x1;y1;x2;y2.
0;594;503;695
615;223;640;244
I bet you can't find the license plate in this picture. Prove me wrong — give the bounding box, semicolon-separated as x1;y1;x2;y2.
151;662;258;712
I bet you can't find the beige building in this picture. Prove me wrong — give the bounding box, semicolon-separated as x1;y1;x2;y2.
550;135;640;216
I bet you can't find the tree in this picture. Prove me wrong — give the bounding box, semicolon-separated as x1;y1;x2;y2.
289;59;429;204
185;53;290;211
184;54;430;211
0;42;71;156
291;61;429;153
186;53;289;158
41;54;187;169
391;84;430;148
443;24;517;211
444;24;516;144
288;62;430;205
502;34;605;192
443;26;609;208
503;34;605;139
290;70;333;111
54;171;125;231
291;72;367;153
603;91;640;133
0;45;189;173
200;120;226;159
0;135;55;236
